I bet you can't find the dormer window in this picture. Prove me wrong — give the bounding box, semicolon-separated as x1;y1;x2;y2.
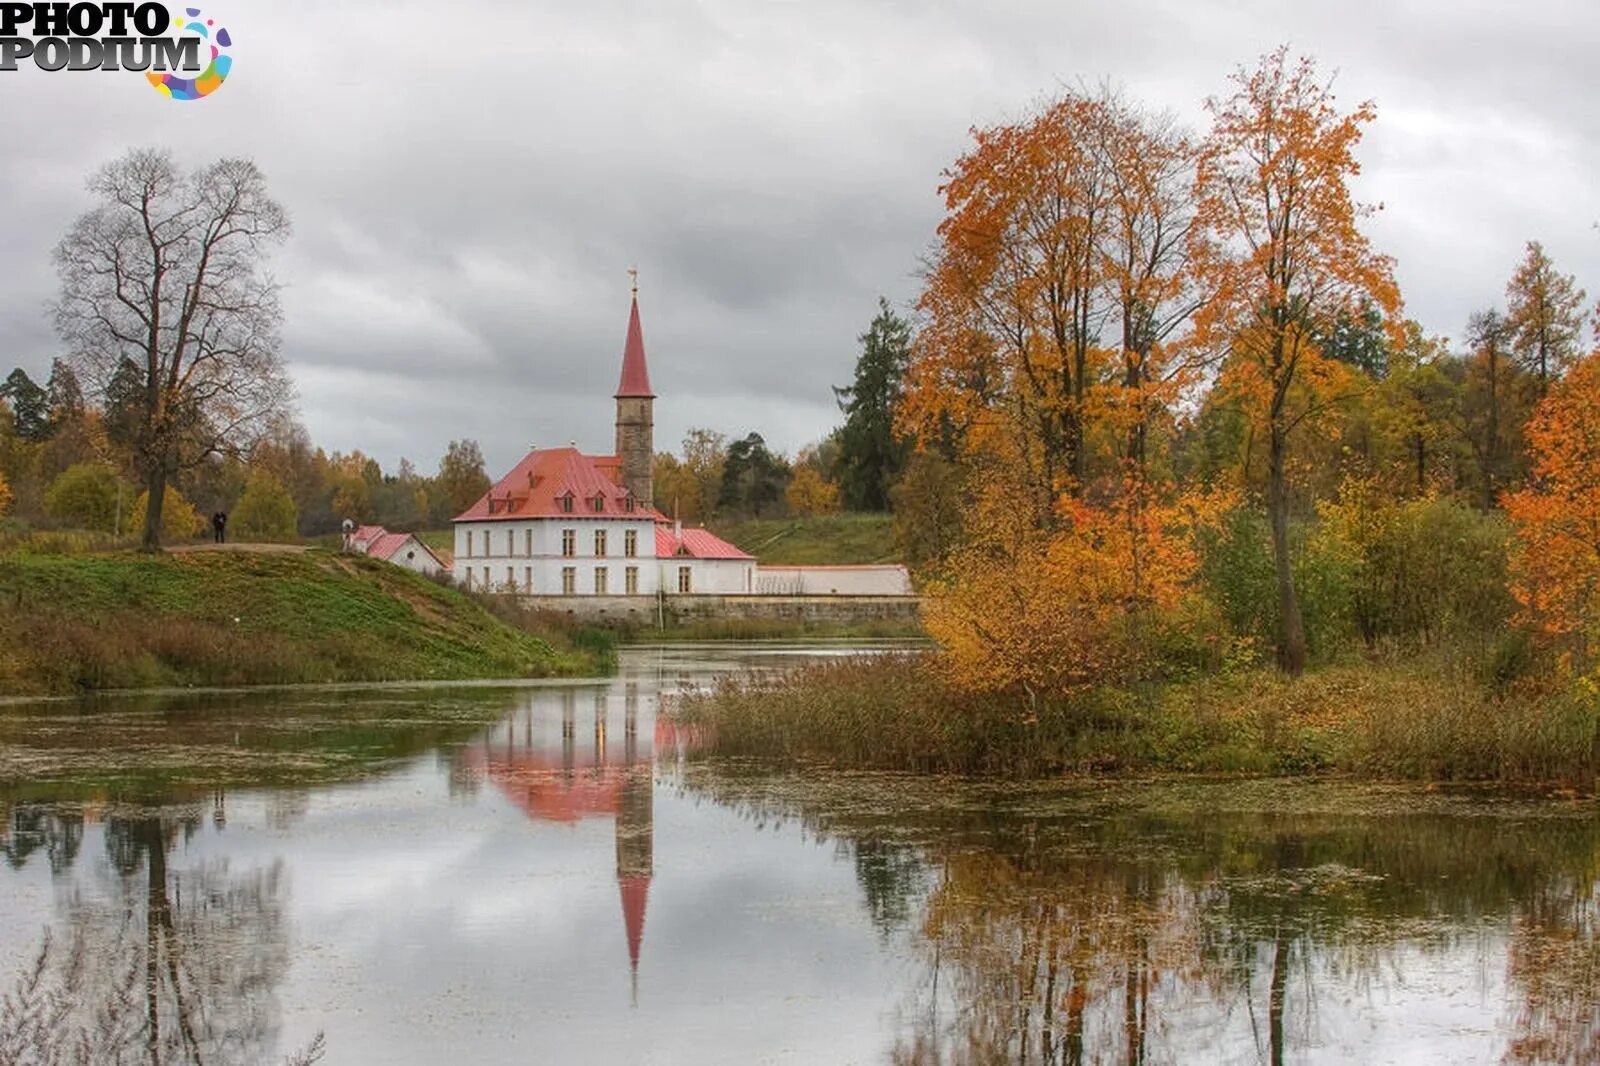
623;495;635;513
591;493;605;513
558;492;574;514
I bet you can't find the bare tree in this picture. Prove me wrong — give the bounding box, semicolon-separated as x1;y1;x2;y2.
53;147;291;551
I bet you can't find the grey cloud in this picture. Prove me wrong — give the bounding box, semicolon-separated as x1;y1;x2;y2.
1;0;1596;476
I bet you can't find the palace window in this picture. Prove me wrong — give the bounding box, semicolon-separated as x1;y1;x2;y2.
506;566;514;591
561;529;575;557
559;493;574;514
506;530;514;556
624;529;637;557
677;566;692;594
624;496;635;513
594;530;607;557
561;567;576;595
525;566;532;592
625;566;638;595
525;529;532;556
594;567;608;595
592;493;606;513
466;531;474;557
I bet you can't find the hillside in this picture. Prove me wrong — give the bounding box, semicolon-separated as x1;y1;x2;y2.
708;514;898;565
0;548;604;695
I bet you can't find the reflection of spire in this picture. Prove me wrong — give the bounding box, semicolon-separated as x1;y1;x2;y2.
561;690;576;782
616;702;653;1006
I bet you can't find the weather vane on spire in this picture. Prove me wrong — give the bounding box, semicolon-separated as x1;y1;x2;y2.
628;266;639;296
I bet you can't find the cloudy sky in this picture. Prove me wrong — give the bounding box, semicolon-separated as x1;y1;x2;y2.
3;0;1597;476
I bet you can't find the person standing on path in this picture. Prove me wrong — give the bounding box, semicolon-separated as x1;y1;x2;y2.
212;511;228;544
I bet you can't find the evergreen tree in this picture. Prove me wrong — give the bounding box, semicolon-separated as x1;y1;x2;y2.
833;298;912;511
1;369;51;443
717;432;790;516
44;359;84;428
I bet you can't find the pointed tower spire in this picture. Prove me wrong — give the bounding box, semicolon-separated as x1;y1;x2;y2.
615;274;654;399
614;274;656;506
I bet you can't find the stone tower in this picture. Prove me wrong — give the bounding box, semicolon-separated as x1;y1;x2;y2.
614;287;655;507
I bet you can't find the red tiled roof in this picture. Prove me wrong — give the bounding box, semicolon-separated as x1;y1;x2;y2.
654;524;754;560
352;524;385;544
615;295;653;398
364;531;411;561
454;447;664;523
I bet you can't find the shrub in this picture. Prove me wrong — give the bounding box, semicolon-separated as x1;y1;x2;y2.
125;485;205;542
43;462;125;532
1316;478;1513;646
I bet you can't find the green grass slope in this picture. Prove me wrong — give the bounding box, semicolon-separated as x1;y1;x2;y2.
708;514;897;565
0;549;601;695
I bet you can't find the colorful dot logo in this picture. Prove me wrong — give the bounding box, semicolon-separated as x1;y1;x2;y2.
148;6;230;100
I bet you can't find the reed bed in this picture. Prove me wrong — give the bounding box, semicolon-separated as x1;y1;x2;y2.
673;652;1600;788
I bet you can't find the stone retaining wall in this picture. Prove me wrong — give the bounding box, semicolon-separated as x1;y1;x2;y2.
516;593;922;627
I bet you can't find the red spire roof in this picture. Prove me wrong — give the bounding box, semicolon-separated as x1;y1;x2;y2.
619;875;651;976
615;295;654;399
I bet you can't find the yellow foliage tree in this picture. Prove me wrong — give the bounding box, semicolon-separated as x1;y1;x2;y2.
923;464;1230;703
0;470;10;516
784;465;840;516
126;485;205;543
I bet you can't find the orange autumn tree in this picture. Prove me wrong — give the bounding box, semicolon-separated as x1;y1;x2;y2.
907;89;1229;698
1091;99;1208;474
903;89;1117;521
1504;350;1600;657
1194;47;1400;676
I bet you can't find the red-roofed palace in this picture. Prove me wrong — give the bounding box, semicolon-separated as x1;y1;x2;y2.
452;288;757;597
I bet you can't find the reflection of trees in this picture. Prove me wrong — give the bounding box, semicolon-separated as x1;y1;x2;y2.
676;770;1600;1065
1;805;318;1065
893;836;1191;1066
1505;874;1600;1064
2;803;84;875
850;839;930;938
893;812;1600;1066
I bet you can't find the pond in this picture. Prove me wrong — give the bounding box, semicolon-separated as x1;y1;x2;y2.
1;644;1596;1064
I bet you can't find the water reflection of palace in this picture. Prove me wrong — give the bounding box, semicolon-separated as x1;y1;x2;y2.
459;682;660;1002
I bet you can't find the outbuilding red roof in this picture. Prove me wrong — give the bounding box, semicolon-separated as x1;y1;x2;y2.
364;531;413;561
615;295;654;398
454;447;664;523
654;524;754;560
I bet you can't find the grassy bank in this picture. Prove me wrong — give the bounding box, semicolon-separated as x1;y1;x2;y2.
0;548;609;695
710;513;897;564
673;652;1600;788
